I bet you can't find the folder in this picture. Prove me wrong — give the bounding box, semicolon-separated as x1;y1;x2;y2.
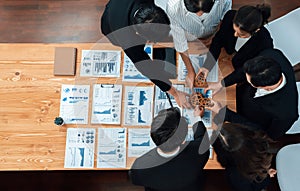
54;47;77;76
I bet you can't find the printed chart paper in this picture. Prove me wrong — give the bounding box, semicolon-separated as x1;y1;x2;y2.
64;128;96;168
124;86;154;126
178;54;218;82
153;84;184;116
80;50;121;77
91;84;122;124
122;44;152;82
128;128;156;157
97;128;127;168
59;84;90;124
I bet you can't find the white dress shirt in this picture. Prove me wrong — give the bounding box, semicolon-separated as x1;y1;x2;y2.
166;0;232;52
254;73;287;98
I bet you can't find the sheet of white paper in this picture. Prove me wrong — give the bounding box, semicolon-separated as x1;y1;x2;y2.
91;84;122;124
59;84;90;124
153;84;185;116
124;86;154;126
178;54;218;82
122;44;152;82
265;7;300;65
128;128;156;157
183;88;212;127
64;128;95;168
97;128;127;168
80;50;121;77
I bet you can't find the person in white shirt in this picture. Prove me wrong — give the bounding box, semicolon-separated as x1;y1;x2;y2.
166;0;231;88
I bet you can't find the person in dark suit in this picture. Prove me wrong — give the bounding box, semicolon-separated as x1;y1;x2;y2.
101;0;192;108
212;123;277;191
208;48;299;141
129;106;210;191
200;4;273;93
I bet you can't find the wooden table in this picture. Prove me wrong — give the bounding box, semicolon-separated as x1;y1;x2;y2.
0;43;236;170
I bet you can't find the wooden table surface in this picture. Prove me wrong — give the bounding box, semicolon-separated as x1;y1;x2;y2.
0;43;236;170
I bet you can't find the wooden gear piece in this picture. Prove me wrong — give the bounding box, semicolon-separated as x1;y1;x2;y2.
194;72;208;88
189;92;213;108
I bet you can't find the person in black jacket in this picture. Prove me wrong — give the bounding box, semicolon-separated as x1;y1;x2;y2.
212;123;277;191
200;4;273;93
101;0;191;108
129;106;210;191
206;48;298;141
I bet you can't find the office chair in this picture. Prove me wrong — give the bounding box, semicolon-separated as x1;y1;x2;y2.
276;143;300;191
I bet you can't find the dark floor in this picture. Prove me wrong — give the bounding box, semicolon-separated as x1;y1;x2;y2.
1;0;299;190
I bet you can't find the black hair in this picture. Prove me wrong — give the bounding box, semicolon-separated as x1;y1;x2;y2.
233;4;271;34
219;123;274;182
132;4;170;42
151;107;188;152
184;0;214;13
243;56;282;87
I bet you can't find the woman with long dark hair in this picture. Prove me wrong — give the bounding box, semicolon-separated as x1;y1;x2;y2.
213;123;277;191
200;4;273;94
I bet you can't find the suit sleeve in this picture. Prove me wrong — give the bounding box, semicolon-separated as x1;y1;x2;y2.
192;121;206;140
124;45;172;92
214;107;262;131
223;68;247;87
203;11;234;71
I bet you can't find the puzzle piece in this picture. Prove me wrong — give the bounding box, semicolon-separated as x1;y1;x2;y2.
189;92;213;108
194;72;208;88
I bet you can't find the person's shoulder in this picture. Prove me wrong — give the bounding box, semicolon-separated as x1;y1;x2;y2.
166;0;181;15
217;0;232;6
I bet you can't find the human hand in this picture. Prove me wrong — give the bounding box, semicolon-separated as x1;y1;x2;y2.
268;168;277;178
167;86;192;109
193;105;205;117
204;81;223;96
185;71;196;90
205;99;222;114
197;67;209;79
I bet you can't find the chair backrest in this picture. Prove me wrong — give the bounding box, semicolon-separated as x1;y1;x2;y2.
276;143;300;191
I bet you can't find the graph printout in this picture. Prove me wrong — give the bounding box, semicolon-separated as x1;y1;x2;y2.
128;128;156;157
64;128;96;168
124;86;154;126
97;128;127;168
122;44;152;82
59;84;90;124
153;84;184;116
80;50;121;77
91;84;122;124
178;54;218;82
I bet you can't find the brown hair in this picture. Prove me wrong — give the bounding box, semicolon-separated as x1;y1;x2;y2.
219;123;274;182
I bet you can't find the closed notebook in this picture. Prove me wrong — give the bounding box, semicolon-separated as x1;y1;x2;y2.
54;47;77;76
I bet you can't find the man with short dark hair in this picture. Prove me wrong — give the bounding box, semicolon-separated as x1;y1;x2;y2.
101;0;191;108
210;49;298;140
129;107;210;191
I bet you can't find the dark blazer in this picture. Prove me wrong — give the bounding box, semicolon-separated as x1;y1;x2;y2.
214;49;298;140
129;121;210;191
101;0;172;92
236;49;299;140
203;10;274;87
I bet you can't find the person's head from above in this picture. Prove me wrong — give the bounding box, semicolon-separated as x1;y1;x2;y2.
244;56;283;90
184;0;215;16
132;4;171;43
233;4;271;38
150;107;188;153
219;123;273;182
